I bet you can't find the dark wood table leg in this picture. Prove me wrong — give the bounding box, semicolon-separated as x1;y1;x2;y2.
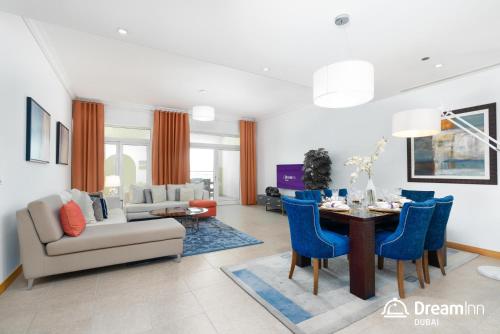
296;255;311;268
349;219;375;299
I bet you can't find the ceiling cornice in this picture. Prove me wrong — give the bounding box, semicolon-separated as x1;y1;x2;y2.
22;17;75;99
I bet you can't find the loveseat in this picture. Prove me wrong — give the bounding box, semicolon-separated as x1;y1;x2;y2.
17;194;185;289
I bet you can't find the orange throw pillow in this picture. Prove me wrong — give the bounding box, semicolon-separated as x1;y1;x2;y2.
59;200;86;237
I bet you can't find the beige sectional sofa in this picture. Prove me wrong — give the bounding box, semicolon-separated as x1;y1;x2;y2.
17;194;185;289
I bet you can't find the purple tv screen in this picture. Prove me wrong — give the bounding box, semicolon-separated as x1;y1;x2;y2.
277;164;305;190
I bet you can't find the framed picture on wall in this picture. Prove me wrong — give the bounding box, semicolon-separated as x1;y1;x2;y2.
56;122;69;165
26;97;51;163
407;103;497;185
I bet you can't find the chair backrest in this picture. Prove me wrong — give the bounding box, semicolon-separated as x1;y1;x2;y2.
401;189;435;202
295;190;322;203
282;197;334;258
425;196;454;251
323;188;348;198
378;199;436;260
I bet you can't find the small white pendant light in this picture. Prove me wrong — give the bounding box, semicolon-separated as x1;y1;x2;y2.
392;108;442;138
192;105;215;121
313;14;374;108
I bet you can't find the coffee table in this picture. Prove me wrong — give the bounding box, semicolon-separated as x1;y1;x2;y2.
149;207;208;232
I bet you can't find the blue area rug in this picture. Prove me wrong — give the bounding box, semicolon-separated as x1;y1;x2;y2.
222;249;478;334
180;217;263;257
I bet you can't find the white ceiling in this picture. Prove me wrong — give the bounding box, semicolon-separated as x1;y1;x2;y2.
2;0;500;118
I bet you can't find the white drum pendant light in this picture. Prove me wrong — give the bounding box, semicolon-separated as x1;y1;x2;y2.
392;108;442;138
313;14;374;108
313;60;374;108
192;105;215;121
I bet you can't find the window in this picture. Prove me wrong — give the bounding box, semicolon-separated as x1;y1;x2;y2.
190;132;240;204
104;126;151;197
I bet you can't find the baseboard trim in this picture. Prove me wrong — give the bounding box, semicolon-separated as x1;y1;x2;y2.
0;265;23;295
447;241;500;259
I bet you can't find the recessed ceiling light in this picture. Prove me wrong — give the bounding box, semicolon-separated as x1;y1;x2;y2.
117;28;128;35
421;57;430;61
263;67;270;72
199;89;207;94
435;63;443;68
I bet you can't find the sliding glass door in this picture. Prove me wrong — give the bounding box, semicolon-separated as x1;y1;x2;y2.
104;126;151;198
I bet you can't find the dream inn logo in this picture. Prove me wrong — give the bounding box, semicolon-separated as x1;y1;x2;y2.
381;298;410;319
382;297;485;327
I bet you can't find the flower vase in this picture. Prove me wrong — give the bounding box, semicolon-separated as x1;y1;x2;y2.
365;177;376;206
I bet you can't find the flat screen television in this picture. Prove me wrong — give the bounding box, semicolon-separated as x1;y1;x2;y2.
277;164;305;190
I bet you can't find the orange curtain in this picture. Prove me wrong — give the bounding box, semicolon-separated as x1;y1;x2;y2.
240;120;257;205
71;100;105;192
152;110;190;185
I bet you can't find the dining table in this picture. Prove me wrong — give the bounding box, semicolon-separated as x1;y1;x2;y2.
295;204;446;300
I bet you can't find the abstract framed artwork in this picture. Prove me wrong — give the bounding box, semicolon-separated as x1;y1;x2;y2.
407;103;497;185
56;122;69;165
26;97;51;163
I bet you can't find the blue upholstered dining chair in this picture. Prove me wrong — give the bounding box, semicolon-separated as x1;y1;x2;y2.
295;190;322;203
401;189;435;202
375;199;436;298
423;196;454;284
282;197;350;295
323;188;348;198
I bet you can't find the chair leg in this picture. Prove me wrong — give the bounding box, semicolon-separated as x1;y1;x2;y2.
313;258;320;295
397;260;405;299
423;250;430;284
437;247;446;276
415;257;425;289
289;250;297;279
377;256;384;270
323;259;328;268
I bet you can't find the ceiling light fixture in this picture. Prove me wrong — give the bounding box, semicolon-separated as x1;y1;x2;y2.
198;89;207;94
117;28;128;35
435;63;443;68
421;56;430;61
313;14;374;108
192;105;215;122
263;67;270;72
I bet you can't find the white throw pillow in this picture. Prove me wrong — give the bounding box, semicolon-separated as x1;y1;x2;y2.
185;183;205;200
70;188;96;223
59;190;72;204
167;184;184;201
129;185;146;204
179;188;195;201
151;185;167;203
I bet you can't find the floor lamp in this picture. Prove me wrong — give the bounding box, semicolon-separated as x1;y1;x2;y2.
392;108;500;281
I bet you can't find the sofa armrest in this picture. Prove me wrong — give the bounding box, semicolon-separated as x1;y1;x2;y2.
105;197;122;210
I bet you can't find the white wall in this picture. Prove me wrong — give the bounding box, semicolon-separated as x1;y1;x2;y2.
257;66;500;252
0;12;72;282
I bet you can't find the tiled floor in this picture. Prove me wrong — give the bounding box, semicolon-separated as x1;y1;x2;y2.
1;205;499;334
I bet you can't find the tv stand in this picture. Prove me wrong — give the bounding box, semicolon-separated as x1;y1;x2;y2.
257;194;285;215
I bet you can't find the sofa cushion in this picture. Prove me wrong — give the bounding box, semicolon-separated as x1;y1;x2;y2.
46;219;185;256
167;184;184;201
70;189;96;223
60;201;87;237
27;195;64;243
125;201;189;213
180;188;195;201
185;183;205;200
129;185;146;204
152;185;167;203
